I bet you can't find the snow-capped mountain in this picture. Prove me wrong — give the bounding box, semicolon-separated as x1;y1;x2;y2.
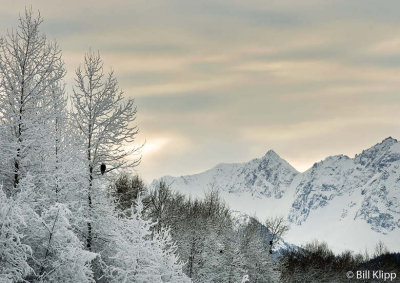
154;149;299;199
152;137;400;253
289;137;400;234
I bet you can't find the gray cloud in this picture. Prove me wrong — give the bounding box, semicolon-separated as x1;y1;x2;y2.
1;0;400;181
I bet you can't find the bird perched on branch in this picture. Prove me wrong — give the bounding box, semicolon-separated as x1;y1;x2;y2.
100;163;106;175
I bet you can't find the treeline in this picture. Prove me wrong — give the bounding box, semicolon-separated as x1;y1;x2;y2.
111;174;400;283
110;174;279;282
279;240;400;283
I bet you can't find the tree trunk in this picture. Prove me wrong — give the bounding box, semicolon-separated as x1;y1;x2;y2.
188;237;196;278
87;165;93;251
14;157;19;188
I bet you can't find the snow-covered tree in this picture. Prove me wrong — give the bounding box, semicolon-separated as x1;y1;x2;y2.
0;185;33;282
40;81;68;200
239;219;277;283
147;180;171;234
3;174;97;283
1;174;94;283
241;275;250;283
105;196;190;283
0;8;65;190
34;203;97;282
264;216;288;254
71;50;140;250
197;228;231;283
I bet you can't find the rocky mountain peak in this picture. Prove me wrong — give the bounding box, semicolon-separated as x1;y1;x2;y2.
260;149;298;174
263;149;280;159
355;137;400;168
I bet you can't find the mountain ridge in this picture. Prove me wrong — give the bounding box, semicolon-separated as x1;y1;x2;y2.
151;137;400;252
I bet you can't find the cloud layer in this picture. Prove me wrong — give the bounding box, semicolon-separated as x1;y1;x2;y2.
2;0;400;181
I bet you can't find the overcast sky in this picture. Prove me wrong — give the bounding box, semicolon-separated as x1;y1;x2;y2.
2;1;400;182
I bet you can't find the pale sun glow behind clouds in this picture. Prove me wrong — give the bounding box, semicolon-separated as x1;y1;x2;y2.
141;138;170;157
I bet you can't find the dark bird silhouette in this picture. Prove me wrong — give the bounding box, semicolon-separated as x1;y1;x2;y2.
100;163;106;175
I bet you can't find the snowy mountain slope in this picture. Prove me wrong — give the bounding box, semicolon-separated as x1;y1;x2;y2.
153;150;299;199
285;189;400;254
152;137;400;253
289;137;400;234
